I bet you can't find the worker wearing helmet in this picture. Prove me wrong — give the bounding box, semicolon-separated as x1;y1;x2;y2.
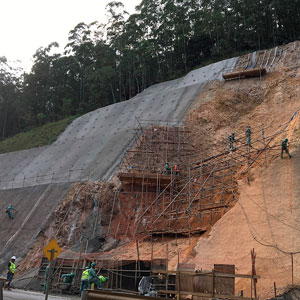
246;126;252;147
98;275;108;288
61;272;75;291
165;162;170;175
80;266;90;295
228;132;235;151
281;138;292;159
5;205;16;220
7;256;16;290
173;165;179;175
61;272;75;283
88;262;100;289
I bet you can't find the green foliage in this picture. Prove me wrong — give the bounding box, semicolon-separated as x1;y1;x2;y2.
62;98;73;116
0;116;76;154
37;112;47;124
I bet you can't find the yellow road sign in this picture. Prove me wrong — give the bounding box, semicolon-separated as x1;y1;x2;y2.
43;238;62;262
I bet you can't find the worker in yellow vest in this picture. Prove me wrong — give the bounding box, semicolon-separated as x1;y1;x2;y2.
98;275;108;288
7;256;16;290
80;266;89;295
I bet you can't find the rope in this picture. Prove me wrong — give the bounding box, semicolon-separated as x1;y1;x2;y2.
238;200;300;255
288;158;293;210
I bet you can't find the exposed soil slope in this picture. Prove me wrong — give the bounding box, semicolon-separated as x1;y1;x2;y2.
86;41;300;299
5;42;300;300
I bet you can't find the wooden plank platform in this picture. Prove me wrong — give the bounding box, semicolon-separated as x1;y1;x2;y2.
118;172;173;185
222;67;267;80
144;227;206;236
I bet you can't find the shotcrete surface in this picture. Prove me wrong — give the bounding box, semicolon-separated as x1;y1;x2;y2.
2;42;299;298
0;183;71;273
0;56;237;275
0;57;237;188
63;42;300;299
3;289;78;300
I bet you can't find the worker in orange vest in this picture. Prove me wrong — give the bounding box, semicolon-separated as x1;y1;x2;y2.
173;165;179;175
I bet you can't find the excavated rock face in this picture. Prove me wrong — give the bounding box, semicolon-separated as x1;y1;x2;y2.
70;41;300;299
182;43;300;298
0;56;237;188
15;181;115;276
4;42;300;299
0;51;238;277
0;183;71;276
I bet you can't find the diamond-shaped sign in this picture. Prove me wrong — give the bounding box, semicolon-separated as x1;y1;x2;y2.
43;238;62;262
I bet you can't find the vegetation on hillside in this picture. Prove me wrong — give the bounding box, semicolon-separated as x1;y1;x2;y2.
0;116;76;154
1;0;300;140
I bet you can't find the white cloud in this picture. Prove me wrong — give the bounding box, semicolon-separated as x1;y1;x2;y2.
0;0;140;71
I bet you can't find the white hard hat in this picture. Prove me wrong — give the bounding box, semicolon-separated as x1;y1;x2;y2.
11;256;16;260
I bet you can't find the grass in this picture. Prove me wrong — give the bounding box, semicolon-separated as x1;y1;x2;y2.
0;116;77;154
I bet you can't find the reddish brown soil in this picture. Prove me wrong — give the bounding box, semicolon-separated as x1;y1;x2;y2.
104;42;300;299
17;41;300;299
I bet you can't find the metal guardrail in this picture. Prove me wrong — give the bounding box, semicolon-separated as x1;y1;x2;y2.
0;168;85;189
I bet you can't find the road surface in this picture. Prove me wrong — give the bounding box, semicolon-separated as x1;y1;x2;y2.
3;289;79;299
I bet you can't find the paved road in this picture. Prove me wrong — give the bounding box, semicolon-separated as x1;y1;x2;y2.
3;289;79;300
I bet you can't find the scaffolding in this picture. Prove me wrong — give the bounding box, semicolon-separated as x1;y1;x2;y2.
37;249;259;300
108;119;289;240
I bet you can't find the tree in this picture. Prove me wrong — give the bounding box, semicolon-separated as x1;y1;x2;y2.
0;57;21;138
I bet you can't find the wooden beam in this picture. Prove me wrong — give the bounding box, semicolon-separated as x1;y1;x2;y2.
222;67;267;80
158;290;258;300
152;270;260;279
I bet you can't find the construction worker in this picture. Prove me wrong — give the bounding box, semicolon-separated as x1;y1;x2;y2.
165;162;170;175
7;256;16;290
43;264;50;294
5;205;16;219
61;272;75;291
173;165;179;175
246;126;252;146
228;132;235;151
98;275;108;288
281;138;292;159
88;263;100;289
80;266;89;295
61;272;75;284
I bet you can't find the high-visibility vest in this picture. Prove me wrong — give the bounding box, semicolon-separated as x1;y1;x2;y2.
81;270;89;280
99;275;107;283
10;262;16;274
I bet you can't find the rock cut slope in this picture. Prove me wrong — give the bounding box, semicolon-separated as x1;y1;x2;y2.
0;56;237;274
1;41;299;300
51;41;300;299
0;57;237;188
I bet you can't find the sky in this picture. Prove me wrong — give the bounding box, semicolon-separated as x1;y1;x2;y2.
0;0;141;72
